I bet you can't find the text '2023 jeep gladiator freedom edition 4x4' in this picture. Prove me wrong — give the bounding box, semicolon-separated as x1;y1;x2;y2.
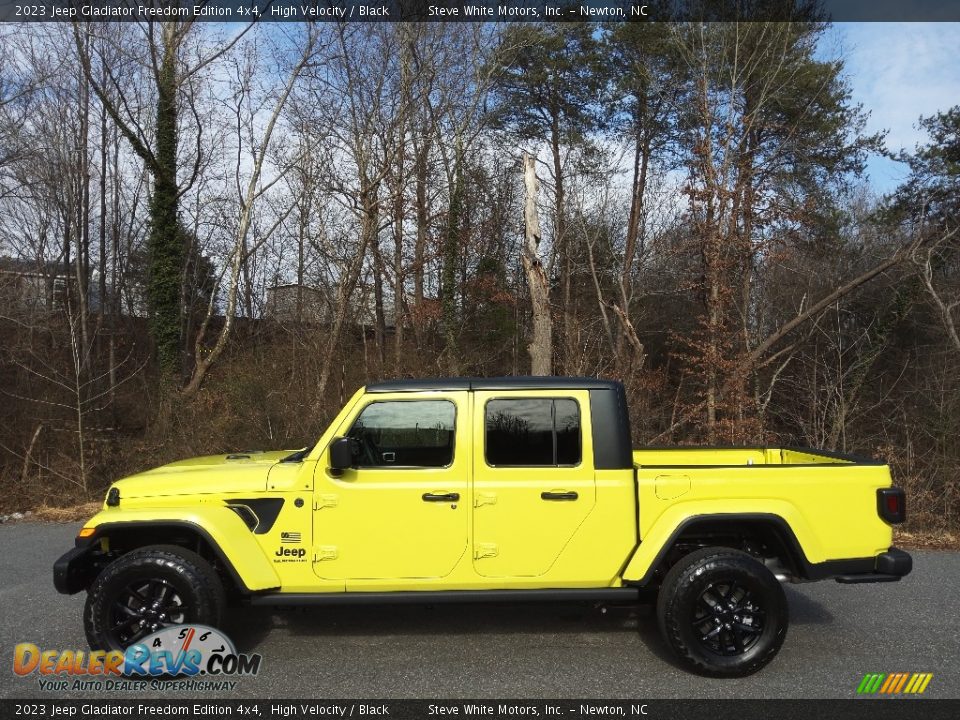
54;377;911;676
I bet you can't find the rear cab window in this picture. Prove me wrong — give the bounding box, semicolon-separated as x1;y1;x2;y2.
485;398;581;467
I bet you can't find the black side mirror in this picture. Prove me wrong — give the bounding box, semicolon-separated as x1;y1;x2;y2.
329;437;356;473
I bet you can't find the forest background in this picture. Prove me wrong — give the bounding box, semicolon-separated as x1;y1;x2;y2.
0;13;958;540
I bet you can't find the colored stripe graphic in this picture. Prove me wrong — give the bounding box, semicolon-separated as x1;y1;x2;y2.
879;674;897;693
857;673;885;694
857;673;933;695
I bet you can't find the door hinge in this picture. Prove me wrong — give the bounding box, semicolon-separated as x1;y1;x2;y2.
473;543;499;560
474;492;498;507
314;494;339;510
313;545;338;561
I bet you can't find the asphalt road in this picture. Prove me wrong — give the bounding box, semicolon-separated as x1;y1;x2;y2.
2;521;958;700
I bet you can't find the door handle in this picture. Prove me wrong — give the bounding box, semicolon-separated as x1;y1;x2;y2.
422;492;460;502
541;491;578;501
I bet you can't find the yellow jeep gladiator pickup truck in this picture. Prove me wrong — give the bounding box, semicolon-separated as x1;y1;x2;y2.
54;377;911;676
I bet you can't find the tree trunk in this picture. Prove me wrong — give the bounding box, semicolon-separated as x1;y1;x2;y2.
550;118;573;373
149;24;185;377
372;233;387;371
98;89;108;324
412;133;429;346
74;54;91;367
522;151;552;376
317;225;372;399
296;177;307;324
393;28;411;367
441;163;461;374
620;127;650;366
392;163;405;367
705;233;720;438
240;233;253;319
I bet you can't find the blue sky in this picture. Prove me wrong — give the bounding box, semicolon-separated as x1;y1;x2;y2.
825;23;960;192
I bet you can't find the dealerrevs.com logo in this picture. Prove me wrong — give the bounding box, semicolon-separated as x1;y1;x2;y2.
13;625;262;692
857;672;934;695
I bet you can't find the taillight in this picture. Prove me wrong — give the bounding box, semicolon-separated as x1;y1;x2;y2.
877;487;906;524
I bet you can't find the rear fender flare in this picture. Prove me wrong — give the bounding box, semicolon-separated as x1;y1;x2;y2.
622;505;817;584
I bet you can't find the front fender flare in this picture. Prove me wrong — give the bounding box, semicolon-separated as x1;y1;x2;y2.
68;507;281;593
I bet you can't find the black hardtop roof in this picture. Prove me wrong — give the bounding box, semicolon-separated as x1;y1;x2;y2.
366;376;623;393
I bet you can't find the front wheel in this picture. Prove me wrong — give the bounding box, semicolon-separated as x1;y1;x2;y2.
656;547;788;677
84;545;226;651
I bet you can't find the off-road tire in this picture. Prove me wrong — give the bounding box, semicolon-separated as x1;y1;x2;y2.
84;544;226;652
656;546;788;677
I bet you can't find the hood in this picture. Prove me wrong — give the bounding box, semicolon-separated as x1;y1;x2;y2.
112;450;298;499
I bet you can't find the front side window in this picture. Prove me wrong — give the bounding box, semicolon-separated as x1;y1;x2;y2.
485;398;581;467
347;400;456;468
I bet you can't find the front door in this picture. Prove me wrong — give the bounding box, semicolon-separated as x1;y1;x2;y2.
312;392;469;581
471;390;595;577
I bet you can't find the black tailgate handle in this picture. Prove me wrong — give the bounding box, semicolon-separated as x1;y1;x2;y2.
541;491;578;501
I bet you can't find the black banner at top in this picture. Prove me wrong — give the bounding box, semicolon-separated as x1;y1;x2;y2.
2;0;960;23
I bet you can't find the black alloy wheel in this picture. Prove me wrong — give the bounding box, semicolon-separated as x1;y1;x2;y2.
107;577;189;647
84;545;225;652
656;546;788;677
690;580;765;656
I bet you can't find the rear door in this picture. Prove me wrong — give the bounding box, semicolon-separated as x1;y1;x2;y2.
471;389;595;577
312;392;469;581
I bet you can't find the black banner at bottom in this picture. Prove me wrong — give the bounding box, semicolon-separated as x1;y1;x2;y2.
3;699;960;720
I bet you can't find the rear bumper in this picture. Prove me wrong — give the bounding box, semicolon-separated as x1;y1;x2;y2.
835;547;912;584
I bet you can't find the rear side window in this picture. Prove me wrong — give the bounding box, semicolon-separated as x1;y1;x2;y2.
485;398;581;467
347;400;456;468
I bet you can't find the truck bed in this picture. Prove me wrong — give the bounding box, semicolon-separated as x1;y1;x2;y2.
632;446;877;467
627;445;892;569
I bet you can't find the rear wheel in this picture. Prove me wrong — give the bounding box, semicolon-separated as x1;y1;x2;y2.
84;545;225;651
656;547;788;677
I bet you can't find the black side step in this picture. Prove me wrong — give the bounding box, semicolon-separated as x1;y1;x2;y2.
249;588;640;607
835;574;902;584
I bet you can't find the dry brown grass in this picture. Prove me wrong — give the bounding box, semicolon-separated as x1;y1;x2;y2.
895;529;960;550
29;501;101;523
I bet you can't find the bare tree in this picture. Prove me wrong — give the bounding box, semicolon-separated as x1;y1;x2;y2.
521;151;552;375
182;26;320;396
673;20;885;440
73;19;255;376
913;227;960;353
